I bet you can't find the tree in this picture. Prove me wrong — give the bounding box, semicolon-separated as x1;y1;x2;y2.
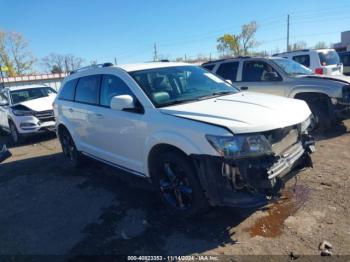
0;30;35;76
216;21;259;56
289;41;307;51
314;41;328;49
240;21;259;55
217;34;240;57
42;53;84;73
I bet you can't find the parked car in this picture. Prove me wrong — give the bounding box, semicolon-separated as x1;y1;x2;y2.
0;85;57;144
203;57;350;131
0;144;11;163
273;49;343;76
338;51;350;76
54;62;315;217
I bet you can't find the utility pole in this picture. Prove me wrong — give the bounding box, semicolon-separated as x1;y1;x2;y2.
287;14;290;52
153;43;158;62
114;57;117;65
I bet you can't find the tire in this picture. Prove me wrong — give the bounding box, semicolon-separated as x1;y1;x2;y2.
308;100;332;132
9;121;22;145
59;128;84;168
151;150;208;217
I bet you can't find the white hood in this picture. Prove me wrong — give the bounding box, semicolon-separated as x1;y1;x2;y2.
160;92;311;134
18;95;56;112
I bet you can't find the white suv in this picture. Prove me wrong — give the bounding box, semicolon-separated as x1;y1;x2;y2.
54;62;315;216
274;48;343;76
0;85;57;144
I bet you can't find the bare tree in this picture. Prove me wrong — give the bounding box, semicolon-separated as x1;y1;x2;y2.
42;53;84;73
289;41;307;51
0;30;35;76
240;21;259;55
314;41;328;49
217;34;240;57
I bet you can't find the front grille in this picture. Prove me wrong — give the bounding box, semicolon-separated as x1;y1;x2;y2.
34;110;55;122
264;126;299;156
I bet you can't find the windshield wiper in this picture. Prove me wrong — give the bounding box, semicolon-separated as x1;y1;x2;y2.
211;91;235;96
159;98;200;107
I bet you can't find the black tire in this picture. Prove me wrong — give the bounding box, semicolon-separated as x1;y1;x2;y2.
308;100;332;132
151;150;208;217
59;128;84;168
9;121;22;145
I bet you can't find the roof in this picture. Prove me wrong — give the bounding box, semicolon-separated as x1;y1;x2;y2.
0;73;68;83
117;62;192;72
202;56;284;65
3;84;49;91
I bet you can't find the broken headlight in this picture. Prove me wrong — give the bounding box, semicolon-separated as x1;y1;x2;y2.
206;134;273;158
300;115;312;133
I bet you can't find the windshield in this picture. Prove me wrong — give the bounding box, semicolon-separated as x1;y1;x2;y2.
318;50;340;66
129;66;239;107
272;58;313;76
10;87;57;104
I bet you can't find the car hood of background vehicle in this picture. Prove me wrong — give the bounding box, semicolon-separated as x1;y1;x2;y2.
298;74;350;85
17;95;56;112
159;92;311;134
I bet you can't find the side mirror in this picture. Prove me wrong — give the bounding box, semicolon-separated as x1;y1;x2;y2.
110;95;135;111
264;72;280;81
0;100;9;106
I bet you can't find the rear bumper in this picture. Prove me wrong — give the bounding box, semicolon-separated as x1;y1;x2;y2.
191;134;315;208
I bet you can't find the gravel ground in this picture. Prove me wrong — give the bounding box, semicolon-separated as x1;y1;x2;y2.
0;121;349;258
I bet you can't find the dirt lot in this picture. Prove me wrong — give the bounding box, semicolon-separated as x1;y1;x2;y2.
0;121;350;257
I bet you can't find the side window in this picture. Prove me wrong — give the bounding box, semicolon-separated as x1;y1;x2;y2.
100;75;134;107
293;55;310;67
202;64;215;71
59;79;77;101
216;62;239;82
75;75;101;104
242;61;280;82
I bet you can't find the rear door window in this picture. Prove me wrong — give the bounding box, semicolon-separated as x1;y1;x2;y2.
58;79;77;101
216;62;239;82
293;55;310;67
75;75;101;105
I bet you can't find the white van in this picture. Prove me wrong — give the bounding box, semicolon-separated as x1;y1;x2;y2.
274;49;343;76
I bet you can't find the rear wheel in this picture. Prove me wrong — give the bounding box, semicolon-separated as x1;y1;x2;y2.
151;150;208;217
59;128;84;168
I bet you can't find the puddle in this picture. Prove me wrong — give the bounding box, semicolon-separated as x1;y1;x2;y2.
245;185;310;238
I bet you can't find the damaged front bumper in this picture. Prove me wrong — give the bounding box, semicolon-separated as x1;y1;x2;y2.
191;134;315;208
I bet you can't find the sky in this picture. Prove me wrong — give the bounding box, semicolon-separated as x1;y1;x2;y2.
1;0;350;72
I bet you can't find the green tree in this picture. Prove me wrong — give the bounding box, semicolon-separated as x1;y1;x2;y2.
217;34;240;57
216;21;259;57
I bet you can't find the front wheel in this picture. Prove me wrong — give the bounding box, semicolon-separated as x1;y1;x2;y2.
308;100;332;132
151;150;208;217
9;121;22;145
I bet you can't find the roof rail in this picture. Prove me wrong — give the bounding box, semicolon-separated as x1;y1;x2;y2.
202;56;252;65
70;62;114;75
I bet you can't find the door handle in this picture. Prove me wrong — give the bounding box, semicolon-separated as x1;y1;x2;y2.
240;86;248;91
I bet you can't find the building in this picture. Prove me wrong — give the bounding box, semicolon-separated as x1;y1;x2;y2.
0;73;67;91
333;31;350;52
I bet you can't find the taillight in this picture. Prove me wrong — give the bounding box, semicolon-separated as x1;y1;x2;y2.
315;68;324;75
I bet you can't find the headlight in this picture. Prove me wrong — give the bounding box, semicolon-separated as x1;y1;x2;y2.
12;109;33;116
300;115;312;133
206;134;273;158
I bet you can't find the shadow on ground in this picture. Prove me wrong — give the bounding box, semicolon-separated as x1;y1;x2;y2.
1;152;256;255
0;132;57;149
